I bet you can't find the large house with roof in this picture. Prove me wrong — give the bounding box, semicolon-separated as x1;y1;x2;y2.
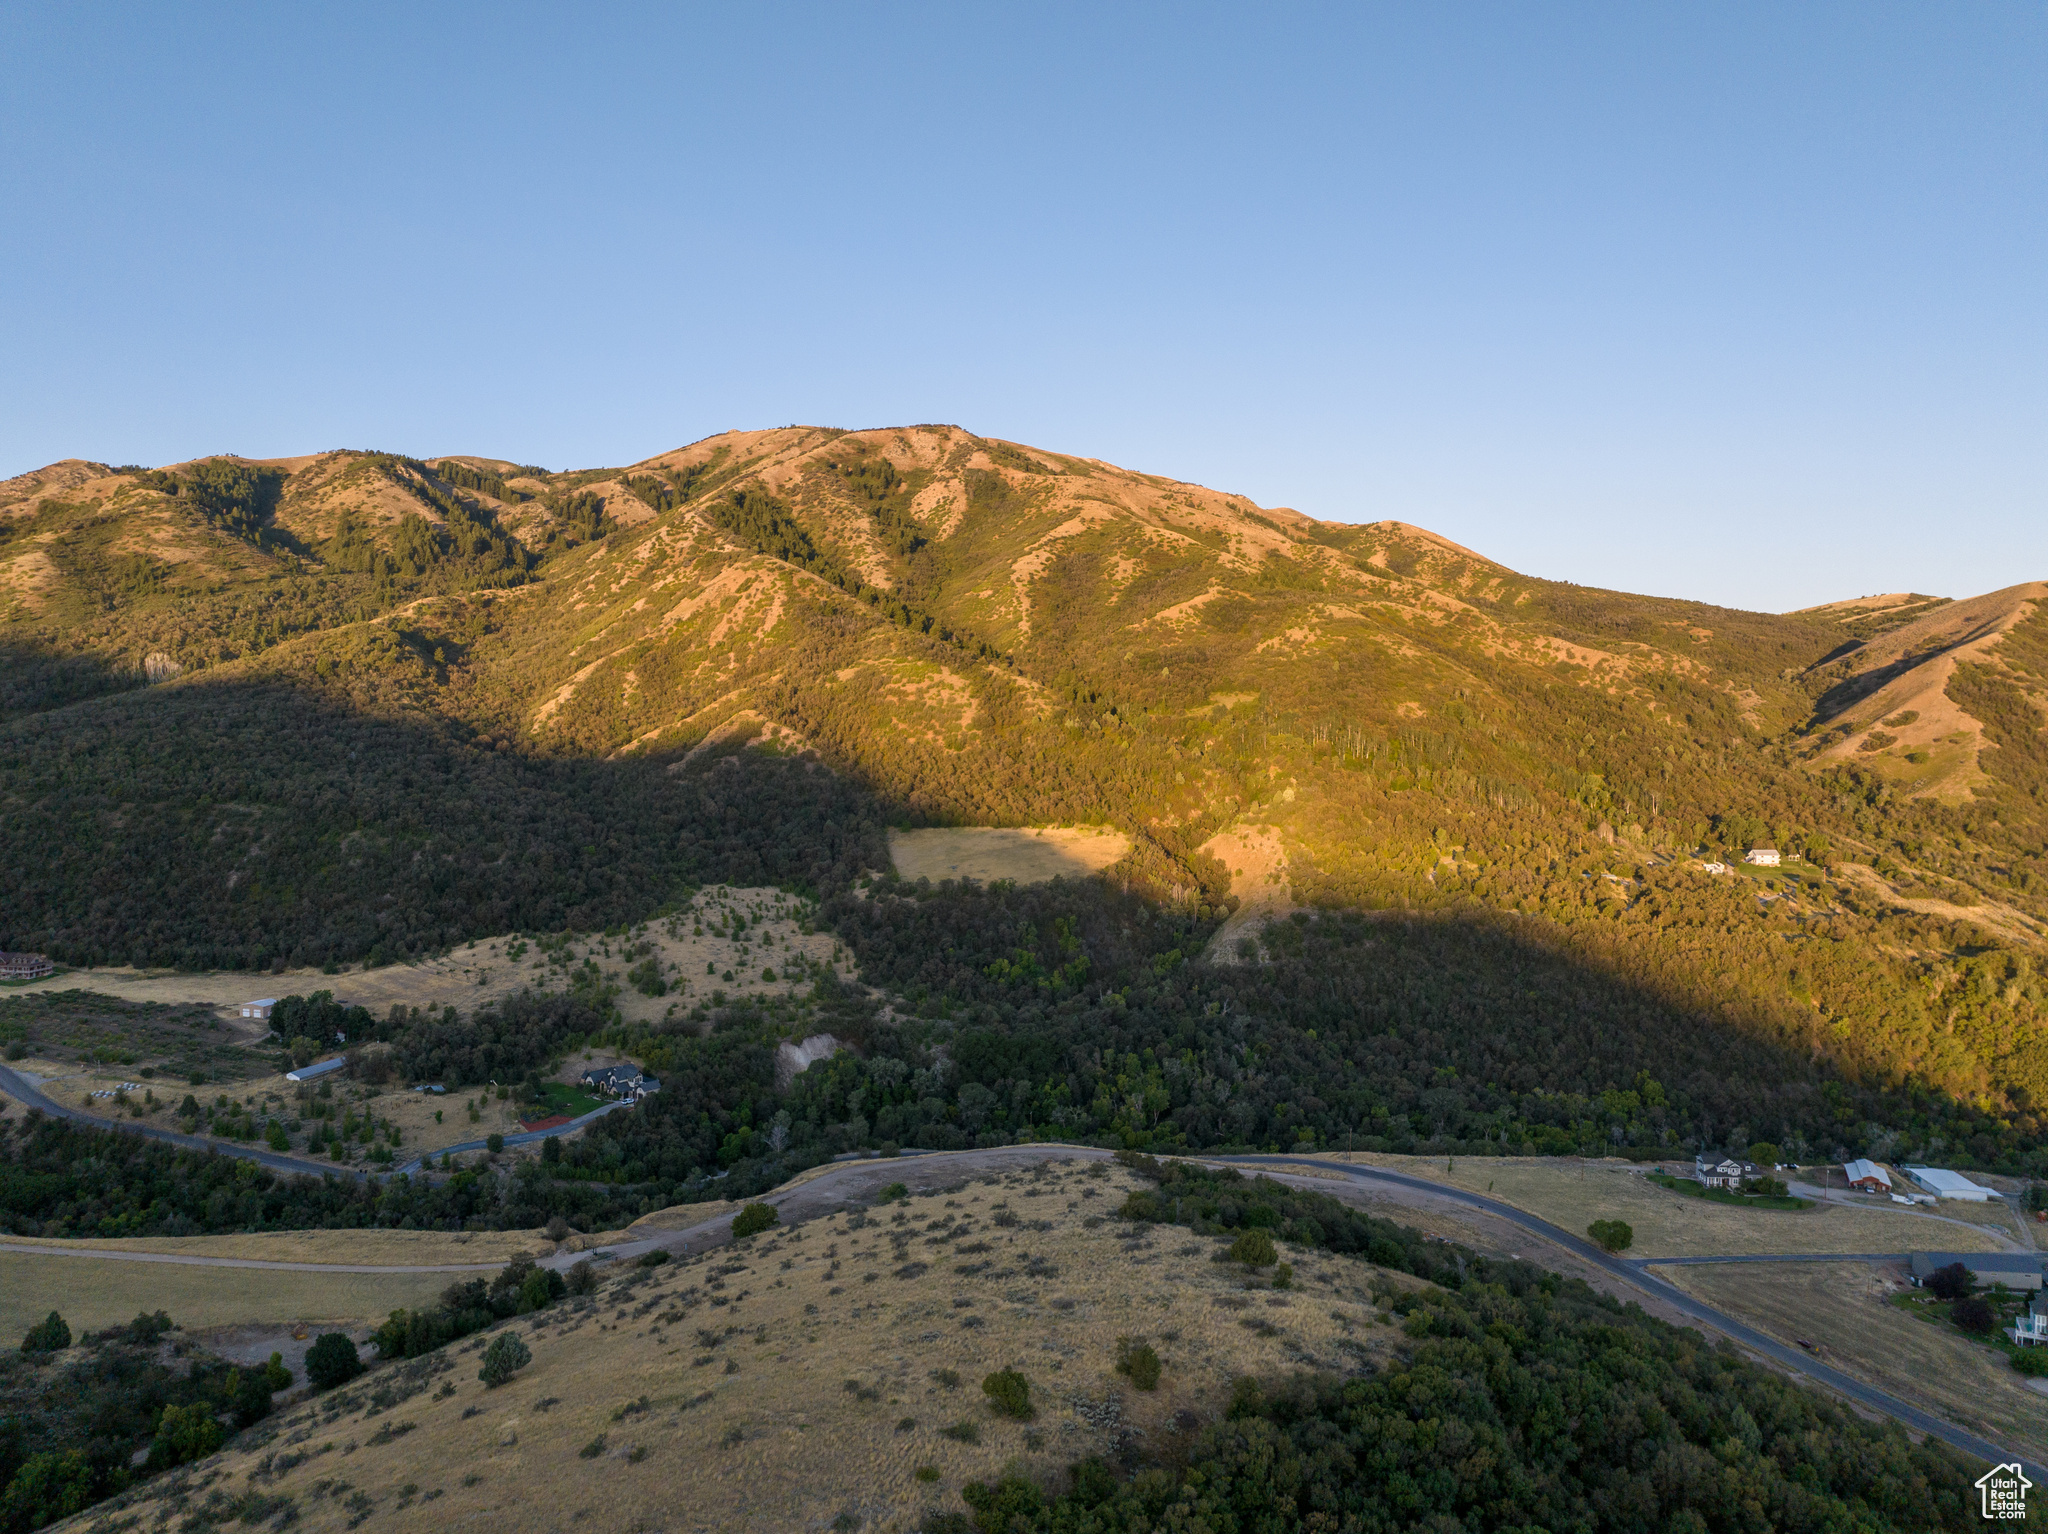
1694;1151;1756;1190
580;1064;661;1102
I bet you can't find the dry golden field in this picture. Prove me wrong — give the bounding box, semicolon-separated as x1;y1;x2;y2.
0;1253;453;1345
1668;1261;2048;1466
77;1161;1409;1534
5;884;849;1036
1327;1154;2008;1258
887;826;1131;884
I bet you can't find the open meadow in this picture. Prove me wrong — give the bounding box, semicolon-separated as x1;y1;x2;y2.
1668;1260;2048;1467
887;826;1131;884
0;1253;454;1345
1328;1154;2009;1258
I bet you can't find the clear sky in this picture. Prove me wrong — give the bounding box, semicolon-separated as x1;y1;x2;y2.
3;3;2041;611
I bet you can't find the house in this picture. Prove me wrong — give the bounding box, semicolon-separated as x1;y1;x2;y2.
1699;861;1730;875
285;1056;347;1084
1903;1166;2001;1202
1743;848;1781;867
1842;1159;1892;1194
2010;1291;2048;1347
580;1064;661;1102
1694;1151;1756;1190
1909;1251;2043;1291
240;999;278;1021
0;951;55;980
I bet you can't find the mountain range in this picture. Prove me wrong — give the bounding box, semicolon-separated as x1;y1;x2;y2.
4;427;2046;1163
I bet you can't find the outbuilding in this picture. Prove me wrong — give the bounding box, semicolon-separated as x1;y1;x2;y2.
1843;1159;1892;1194
285;1056;346;1084
1903;1167;2001;1202
240;999;278;1021
1910;1251;2043;1291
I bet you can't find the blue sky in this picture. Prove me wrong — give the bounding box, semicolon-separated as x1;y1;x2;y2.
2;2;2040;611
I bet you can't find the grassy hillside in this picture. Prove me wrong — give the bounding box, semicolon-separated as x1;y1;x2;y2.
3;430;2046;1173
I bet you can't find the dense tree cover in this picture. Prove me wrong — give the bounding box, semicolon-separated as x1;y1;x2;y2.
1;684;886;969
369;1255;566;1361
933;1155;1978;1534
0;1312;286;1534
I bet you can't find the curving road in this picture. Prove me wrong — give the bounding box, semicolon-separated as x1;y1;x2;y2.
0;1117;2036;1479
0;1063;632;1183
0;1062;359;1180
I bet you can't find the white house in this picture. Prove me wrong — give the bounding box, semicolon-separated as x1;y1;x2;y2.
1743;848;1781;868
240;999;278;1021
1843;1159;1891;1193
1694;1151;1755;1190
2011;1292;2048;1347
1903;1166;2001;1202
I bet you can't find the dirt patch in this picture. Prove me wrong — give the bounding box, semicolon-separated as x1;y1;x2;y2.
888;826;1131;884
1198;824;1292;963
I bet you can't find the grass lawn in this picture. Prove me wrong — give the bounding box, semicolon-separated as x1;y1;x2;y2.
532;1081;604;1118
1647;1171;1810;1211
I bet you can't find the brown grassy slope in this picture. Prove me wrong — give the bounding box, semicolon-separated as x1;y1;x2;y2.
1804;581;2048;795
70;1162;1408;1534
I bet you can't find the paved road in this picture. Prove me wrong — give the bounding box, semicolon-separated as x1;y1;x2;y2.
1225;1153;2045;1483
0;1243;502;1274
0;1064;635;1183
0;1062;359;1181
390;1101;632;1176
0;1123;2035;1478
1630;1252;1910;1267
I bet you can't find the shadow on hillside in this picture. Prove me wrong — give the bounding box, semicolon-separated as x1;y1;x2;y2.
0;656;2015;1163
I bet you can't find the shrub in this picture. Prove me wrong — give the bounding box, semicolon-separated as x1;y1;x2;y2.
2012;1348;2048;1377
940;1421;981;1444
637;1250;669;1268
1953;1296;1997;1335
981;1368;1033;1420
305;1332;362;1389
478;1331;532;1387
877;1182;910;1204
1925;1262;1974;1301
146;1402;223;1471
1272;1263;1294;1290
732;1203;778;1238
486;1133;505;1153
1588;1219;1633;1253
915;1465;941;1483
1114;1338;1161;1391
1226;1229;1276;1268
566;1258;598;1295
20;1310;71;1354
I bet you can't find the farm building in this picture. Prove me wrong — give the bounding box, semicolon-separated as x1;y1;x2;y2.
1910;1251;2043;1291
0;951;55;980
1694;1151;1755;1190
1843;1159;1892;1193
240;999;278;1021
1903;1167;2001;1202
285;1056;346;1084
1743;848;1781;867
